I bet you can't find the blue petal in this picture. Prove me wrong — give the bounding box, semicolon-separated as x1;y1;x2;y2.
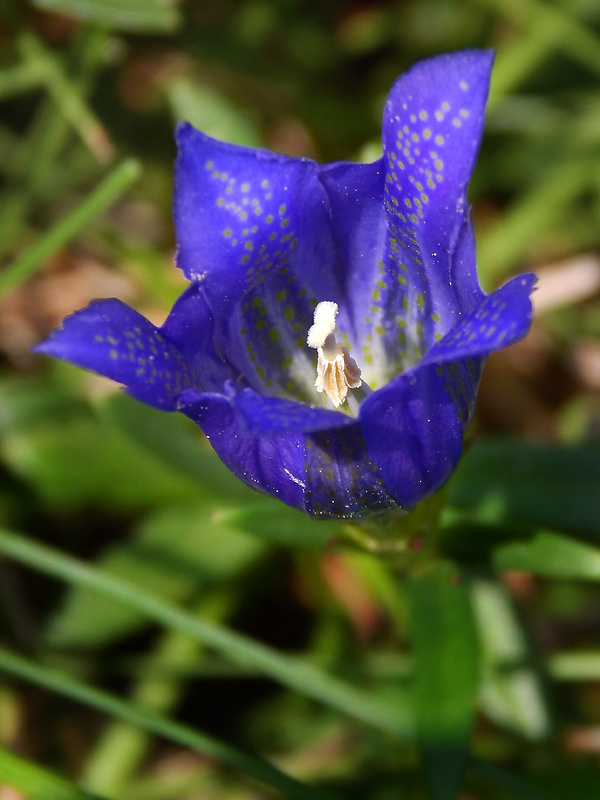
304;426;399;518
160;283;240;392
449;216;485;315
359;362;466;509
422;273;536;365
233;388;355;435
220;270;322;402
178;389;398;518
33;299;199;410
174;123;346;402
380;50;494;367
173;123;340;318
358;269;534;511
317;159;393;387
178;391;308;512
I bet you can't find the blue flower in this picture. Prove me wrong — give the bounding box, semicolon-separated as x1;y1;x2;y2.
35;50;535;519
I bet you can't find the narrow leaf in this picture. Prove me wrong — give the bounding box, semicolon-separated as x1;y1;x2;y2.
0;526;410;735
0;743;110;800
0;649;336;800
407;563;479;800
0;159;141;298
471;580;549;739
449;439;600;539
495;530;600;579
32;0;180;33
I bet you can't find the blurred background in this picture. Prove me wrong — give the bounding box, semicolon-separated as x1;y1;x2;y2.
1;0;600;798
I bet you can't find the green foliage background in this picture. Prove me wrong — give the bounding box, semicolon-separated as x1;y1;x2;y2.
1;1;600;798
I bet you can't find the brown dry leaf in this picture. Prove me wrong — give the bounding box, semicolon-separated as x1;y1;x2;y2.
565;726;600;754
319;553;383;640
570;340;600;392
0;249;136;366
0;788;25;800
532;255;600;316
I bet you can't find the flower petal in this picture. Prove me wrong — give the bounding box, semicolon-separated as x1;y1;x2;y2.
173;123;340;318
381;50;494;364
174;123;346;403
179;388;398;518
422;273;536;366
449;216;485;315
304;426;399;518
33;300;199;410
178;391;308;512
317;159;396;387
359;362;466;509
233;388;355;435
384;49;494;231
160;283;239;392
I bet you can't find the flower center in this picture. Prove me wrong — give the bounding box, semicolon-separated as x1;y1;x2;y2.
306;301;362;408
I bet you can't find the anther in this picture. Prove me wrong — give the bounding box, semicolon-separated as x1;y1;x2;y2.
307;301;362;408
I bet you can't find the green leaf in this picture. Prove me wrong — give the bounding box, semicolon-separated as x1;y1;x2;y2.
549;650;600;681
218;500;338;549
448;439;600;538
0;743;110;800
102;395;340;549
495;530;600;579
407;563;479;800
31;0;181;33
0;376;86;434
0;159;141;298
99;393;259;503
46;503;265;648
0;649;335;800
167;77;261;147
471;580;549;739
0;526;410;735
1;410;200;512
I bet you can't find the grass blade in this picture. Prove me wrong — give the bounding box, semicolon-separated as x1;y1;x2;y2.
0;158;141;298
0;743;111;800
407;563;479;800
0;526;410;736
0;648;338;800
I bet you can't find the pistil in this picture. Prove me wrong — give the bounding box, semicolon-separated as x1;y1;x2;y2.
307;301;362;408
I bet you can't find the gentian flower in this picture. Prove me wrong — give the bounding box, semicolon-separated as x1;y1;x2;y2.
35;50;535;519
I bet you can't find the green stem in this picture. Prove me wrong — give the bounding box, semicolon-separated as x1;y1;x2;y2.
0;526;409;736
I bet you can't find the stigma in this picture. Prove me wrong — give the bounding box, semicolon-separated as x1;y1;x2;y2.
307;301;362;408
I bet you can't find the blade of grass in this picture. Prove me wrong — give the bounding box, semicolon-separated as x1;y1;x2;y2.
0;60;46;100
0;743;112;800
469;756;555;800
407;563;479;800
549;651;600;681
0;27;110;255
32;0;181;33
81;593;233;797
477;158;591;283
0;526;411;736
0;647;338;800
472;0;600;80
0;158;141;298
19;32;114;162
486;19;562;110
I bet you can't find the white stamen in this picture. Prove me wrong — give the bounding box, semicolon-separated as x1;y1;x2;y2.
307;301;362;408
306;301;338;349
